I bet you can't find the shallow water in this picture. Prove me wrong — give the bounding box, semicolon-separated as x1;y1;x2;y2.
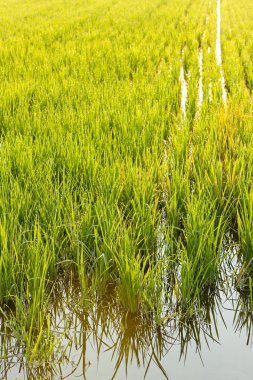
179;54;187;116
2;280;253;380
216;0;227;103
197;48;203;109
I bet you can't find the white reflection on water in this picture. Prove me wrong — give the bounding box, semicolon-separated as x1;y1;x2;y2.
179;53;187;116
216;0;227;103
197;48;203;109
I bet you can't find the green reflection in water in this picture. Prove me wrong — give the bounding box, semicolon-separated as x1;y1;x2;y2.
1;273;252;380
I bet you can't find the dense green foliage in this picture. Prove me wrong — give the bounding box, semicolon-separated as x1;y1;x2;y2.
0;0;253;368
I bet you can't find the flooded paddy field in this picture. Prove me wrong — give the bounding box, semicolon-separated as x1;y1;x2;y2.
2;270;253;380
0;0;253;378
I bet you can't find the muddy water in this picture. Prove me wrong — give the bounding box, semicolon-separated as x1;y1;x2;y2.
1;281;253;380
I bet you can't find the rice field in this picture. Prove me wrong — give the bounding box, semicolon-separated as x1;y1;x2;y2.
0;0;253;378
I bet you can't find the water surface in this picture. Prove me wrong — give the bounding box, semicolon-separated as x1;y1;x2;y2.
1;278;253;380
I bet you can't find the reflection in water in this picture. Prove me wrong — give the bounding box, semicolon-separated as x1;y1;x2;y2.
233;289;253;346
0;273;253;380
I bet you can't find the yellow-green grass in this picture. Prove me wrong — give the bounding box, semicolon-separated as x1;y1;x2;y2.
0;0;253;365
